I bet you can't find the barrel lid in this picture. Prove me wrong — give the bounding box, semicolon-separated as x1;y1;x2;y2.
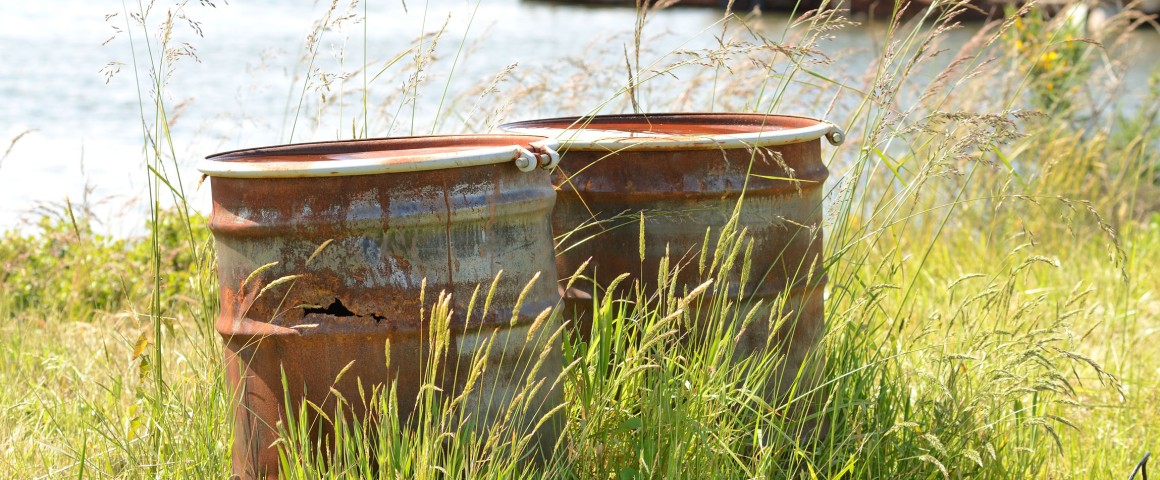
198;135;559;179
500;113;844;151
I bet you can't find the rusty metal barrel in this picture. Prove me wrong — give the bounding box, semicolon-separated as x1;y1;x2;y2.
198;135;564;479
502;113;843;399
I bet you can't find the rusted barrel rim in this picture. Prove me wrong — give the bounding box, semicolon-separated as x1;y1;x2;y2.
501;113;845;151
197;135;561;178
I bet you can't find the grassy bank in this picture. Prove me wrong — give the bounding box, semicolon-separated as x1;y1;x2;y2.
1;0;1158;478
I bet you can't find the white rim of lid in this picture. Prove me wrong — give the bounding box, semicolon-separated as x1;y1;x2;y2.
504;117;845;151
197;139;560;179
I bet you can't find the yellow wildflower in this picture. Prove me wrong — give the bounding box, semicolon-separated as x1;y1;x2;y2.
1038;51;1061;71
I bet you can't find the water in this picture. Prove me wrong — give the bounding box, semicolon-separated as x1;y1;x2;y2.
1;0;1156;234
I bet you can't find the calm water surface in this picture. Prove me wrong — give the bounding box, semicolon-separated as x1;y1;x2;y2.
0;1;1156;233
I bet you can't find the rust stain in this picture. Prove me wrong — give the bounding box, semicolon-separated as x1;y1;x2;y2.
442;176;455;292
503;113;835;403
203;135;564;479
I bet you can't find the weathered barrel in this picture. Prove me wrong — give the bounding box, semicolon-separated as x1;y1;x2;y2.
199;135;564;479
502;113;843;399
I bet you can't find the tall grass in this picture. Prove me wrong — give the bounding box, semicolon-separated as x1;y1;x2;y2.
0;0;1157;478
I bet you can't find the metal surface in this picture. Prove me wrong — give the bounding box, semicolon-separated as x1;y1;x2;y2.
201;135;563;480
199;137;560;177
507;114;843;150
503;113;835;399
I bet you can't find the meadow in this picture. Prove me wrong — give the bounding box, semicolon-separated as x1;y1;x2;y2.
1;0;1158;478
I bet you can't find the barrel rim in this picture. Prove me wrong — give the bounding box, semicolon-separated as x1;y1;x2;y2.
500;113;845;151
198;134;558;179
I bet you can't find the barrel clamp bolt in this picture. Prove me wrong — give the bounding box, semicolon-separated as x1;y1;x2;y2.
516;144;561;172
825;126;846;146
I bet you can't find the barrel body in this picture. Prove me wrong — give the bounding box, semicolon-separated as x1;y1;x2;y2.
205;137;562;479
504;113;835;401
555;142;825;393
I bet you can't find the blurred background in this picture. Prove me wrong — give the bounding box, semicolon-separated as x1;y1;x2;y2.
1;0;1155;234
